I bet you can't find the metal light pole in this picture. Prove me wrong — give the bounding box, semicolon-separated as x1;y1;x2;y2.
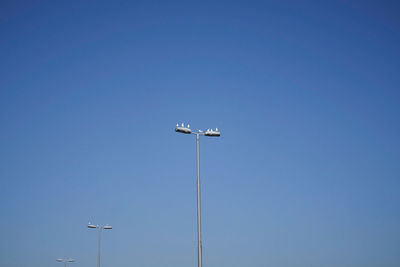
56;258;75;267
175;123;220;267
88;223;113;267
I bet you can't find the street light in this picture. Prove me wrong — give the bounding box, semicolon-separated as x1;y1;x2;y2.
56;258;75;267
88;223;113;267
175;123;220;267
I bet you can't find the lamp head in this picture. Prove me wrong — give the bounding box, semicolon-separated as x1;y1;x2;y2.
175;123;192;134
88;223;97;228
205;128;221;137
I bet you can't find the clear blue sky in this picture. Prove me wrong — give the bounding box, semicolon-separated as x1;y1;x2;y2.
1;1;399;267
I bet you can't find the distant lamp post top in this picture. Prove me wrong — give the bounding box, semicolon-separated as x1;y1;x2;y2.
175;123;220;136
88;223;113;230
56;258;75;263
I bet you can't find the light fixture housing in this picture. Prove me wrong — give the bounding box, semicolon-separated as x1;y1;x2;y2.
175;124;192;134
204;129;221;137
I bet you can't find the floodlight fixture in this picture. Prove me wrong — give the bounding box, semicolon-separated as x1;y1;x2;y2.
88;223;97;228
175;123;192;134
204;128;221;137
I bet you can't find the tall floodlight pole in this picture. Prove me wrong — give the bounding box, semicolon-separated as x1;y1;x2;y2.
175;123;220;267
88;223;113;267
56;258;75;267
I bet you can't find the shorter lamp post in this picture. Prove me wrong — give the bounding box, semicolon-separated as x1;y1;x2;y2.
56;258;75;267
88;223;112;267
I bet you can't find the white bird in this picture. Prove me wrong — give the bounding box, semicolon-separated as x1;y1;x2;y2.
181;123;184;127
216;128;218;131
176;123;178;127
187;124;190;128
